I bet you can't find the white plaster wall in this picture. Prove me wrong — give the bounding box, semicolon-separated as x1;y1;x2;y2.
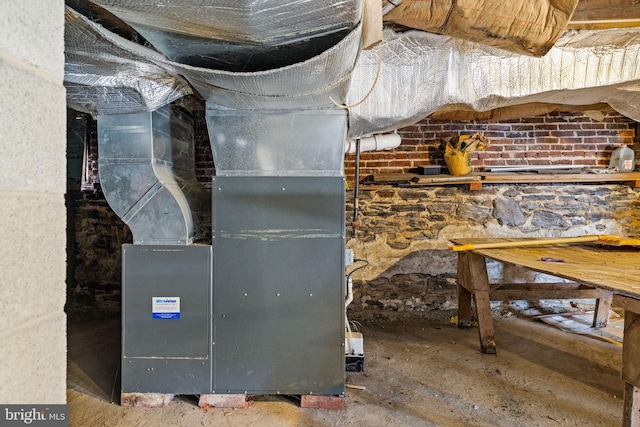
0;1;67;403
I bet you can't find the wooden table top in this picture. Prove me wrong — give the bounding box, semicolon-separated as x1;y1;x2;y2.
451;239;640;298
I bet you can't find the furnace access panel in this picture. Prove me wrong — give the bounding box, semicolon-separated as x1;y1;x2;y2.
122;244;212;394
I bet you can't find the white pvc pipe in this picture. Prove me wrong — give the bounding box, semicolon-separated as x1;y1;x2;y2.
345;276;354;308
344;133;401;154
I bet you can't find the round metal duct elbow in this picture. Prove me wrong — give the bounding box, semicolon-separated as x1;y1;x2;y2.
344;133;401;154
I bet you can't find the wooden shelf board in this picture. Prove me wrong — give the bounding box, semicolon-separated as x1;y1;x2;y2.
361;171;640;189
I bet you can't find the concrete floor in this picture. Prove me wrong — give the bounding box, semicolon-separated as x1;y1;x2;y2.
67;314;624;426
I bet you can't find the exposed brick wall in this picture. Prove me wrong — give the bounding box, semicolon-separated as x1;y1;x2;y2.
85;109;636;187
344;112;636;183
194;109;214;189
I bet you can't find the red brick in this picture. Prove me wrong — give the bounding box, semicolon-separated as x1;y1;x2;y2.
483;159;507;166
529;159;553;165
300;395;345;410
550;159;573;165
520;116;545;123
388;160;413;167
399;138;421;146
581;123;606;130
198;394;247;408
535;124;560;130
551;131;577;137
487;124;513;131
121;393;174;408
363;161;388;168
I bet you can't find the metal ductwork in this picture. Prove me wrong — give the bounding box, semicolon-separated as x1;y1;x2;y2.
72;0;364;398
64;0;640;404
64;7;192;116
66;7;210;245
98;105;209;245
87;0;362;71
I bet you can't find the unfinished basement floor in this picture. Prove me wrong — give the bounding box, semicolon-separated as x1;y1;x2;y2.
67;314;624;427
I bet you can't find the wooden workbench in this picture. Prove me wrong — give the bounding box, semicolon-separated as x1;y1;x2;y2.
452;239;640;426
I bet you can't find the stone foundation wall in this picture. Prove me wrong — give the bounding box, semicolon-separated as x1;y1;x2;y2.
345;183;640;320
66;188;131;317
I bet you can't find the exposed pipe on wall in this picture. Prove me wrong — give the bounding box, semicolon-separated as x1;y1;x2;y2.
346;132;401;237
344;132;401;154
352;138;361;237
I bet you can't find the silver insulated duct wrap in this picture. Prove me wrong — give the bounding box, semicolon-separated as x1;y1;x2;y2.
88;0;362;71
174;25;361;110
86;0;363;110
64;7;192;115
348;28;640;137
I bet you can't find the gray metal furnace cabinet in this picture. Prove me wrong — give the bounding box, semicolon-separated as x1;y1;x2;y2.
121;244;212;394
122;176;345;397
212;176;346;396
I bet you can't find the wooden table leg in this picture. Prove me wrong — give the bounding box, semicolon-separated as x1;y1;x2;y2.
457;253;473;328
458;251;496;354
623;384;640;427
592;291;613;328
622;302;640;427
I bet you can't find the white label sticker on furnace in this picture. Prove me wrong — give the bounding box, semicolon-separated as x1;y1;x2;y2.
152;297;180;319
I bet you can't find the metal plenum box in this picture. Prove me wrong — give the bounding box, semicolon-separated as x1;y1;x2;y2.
122;244;212;394
212;176;346;396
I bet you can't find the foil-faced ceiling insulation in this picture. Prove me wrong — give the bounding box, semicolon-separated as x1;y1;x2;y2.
84;0;363;110
66;3;640;139
88;0;362;72
64;7;192;116
347;28;640;137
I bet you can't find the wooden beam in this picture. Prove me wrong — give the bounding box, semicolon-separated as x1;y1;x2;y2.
615;296;640;315
593;293;613;328
571;0;640;30
492;282;583;291
457;253;473;328
468;252;496;354
623;311;640;387
623;383;640;427
450;235;600;251
482;172;640;185
567;19;640;30
621;297;640;426
489;289;603;301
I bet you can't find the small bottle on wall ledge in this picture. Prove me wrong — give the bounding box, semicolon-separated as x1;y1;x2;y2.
609;144;635;172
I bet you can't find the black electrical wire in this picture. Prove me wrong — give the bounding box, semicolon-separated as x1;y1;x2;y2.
347;258;369;280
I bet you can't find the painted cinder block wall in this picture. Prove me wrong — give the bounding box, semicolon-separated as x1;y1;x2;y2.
0;1;67;403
